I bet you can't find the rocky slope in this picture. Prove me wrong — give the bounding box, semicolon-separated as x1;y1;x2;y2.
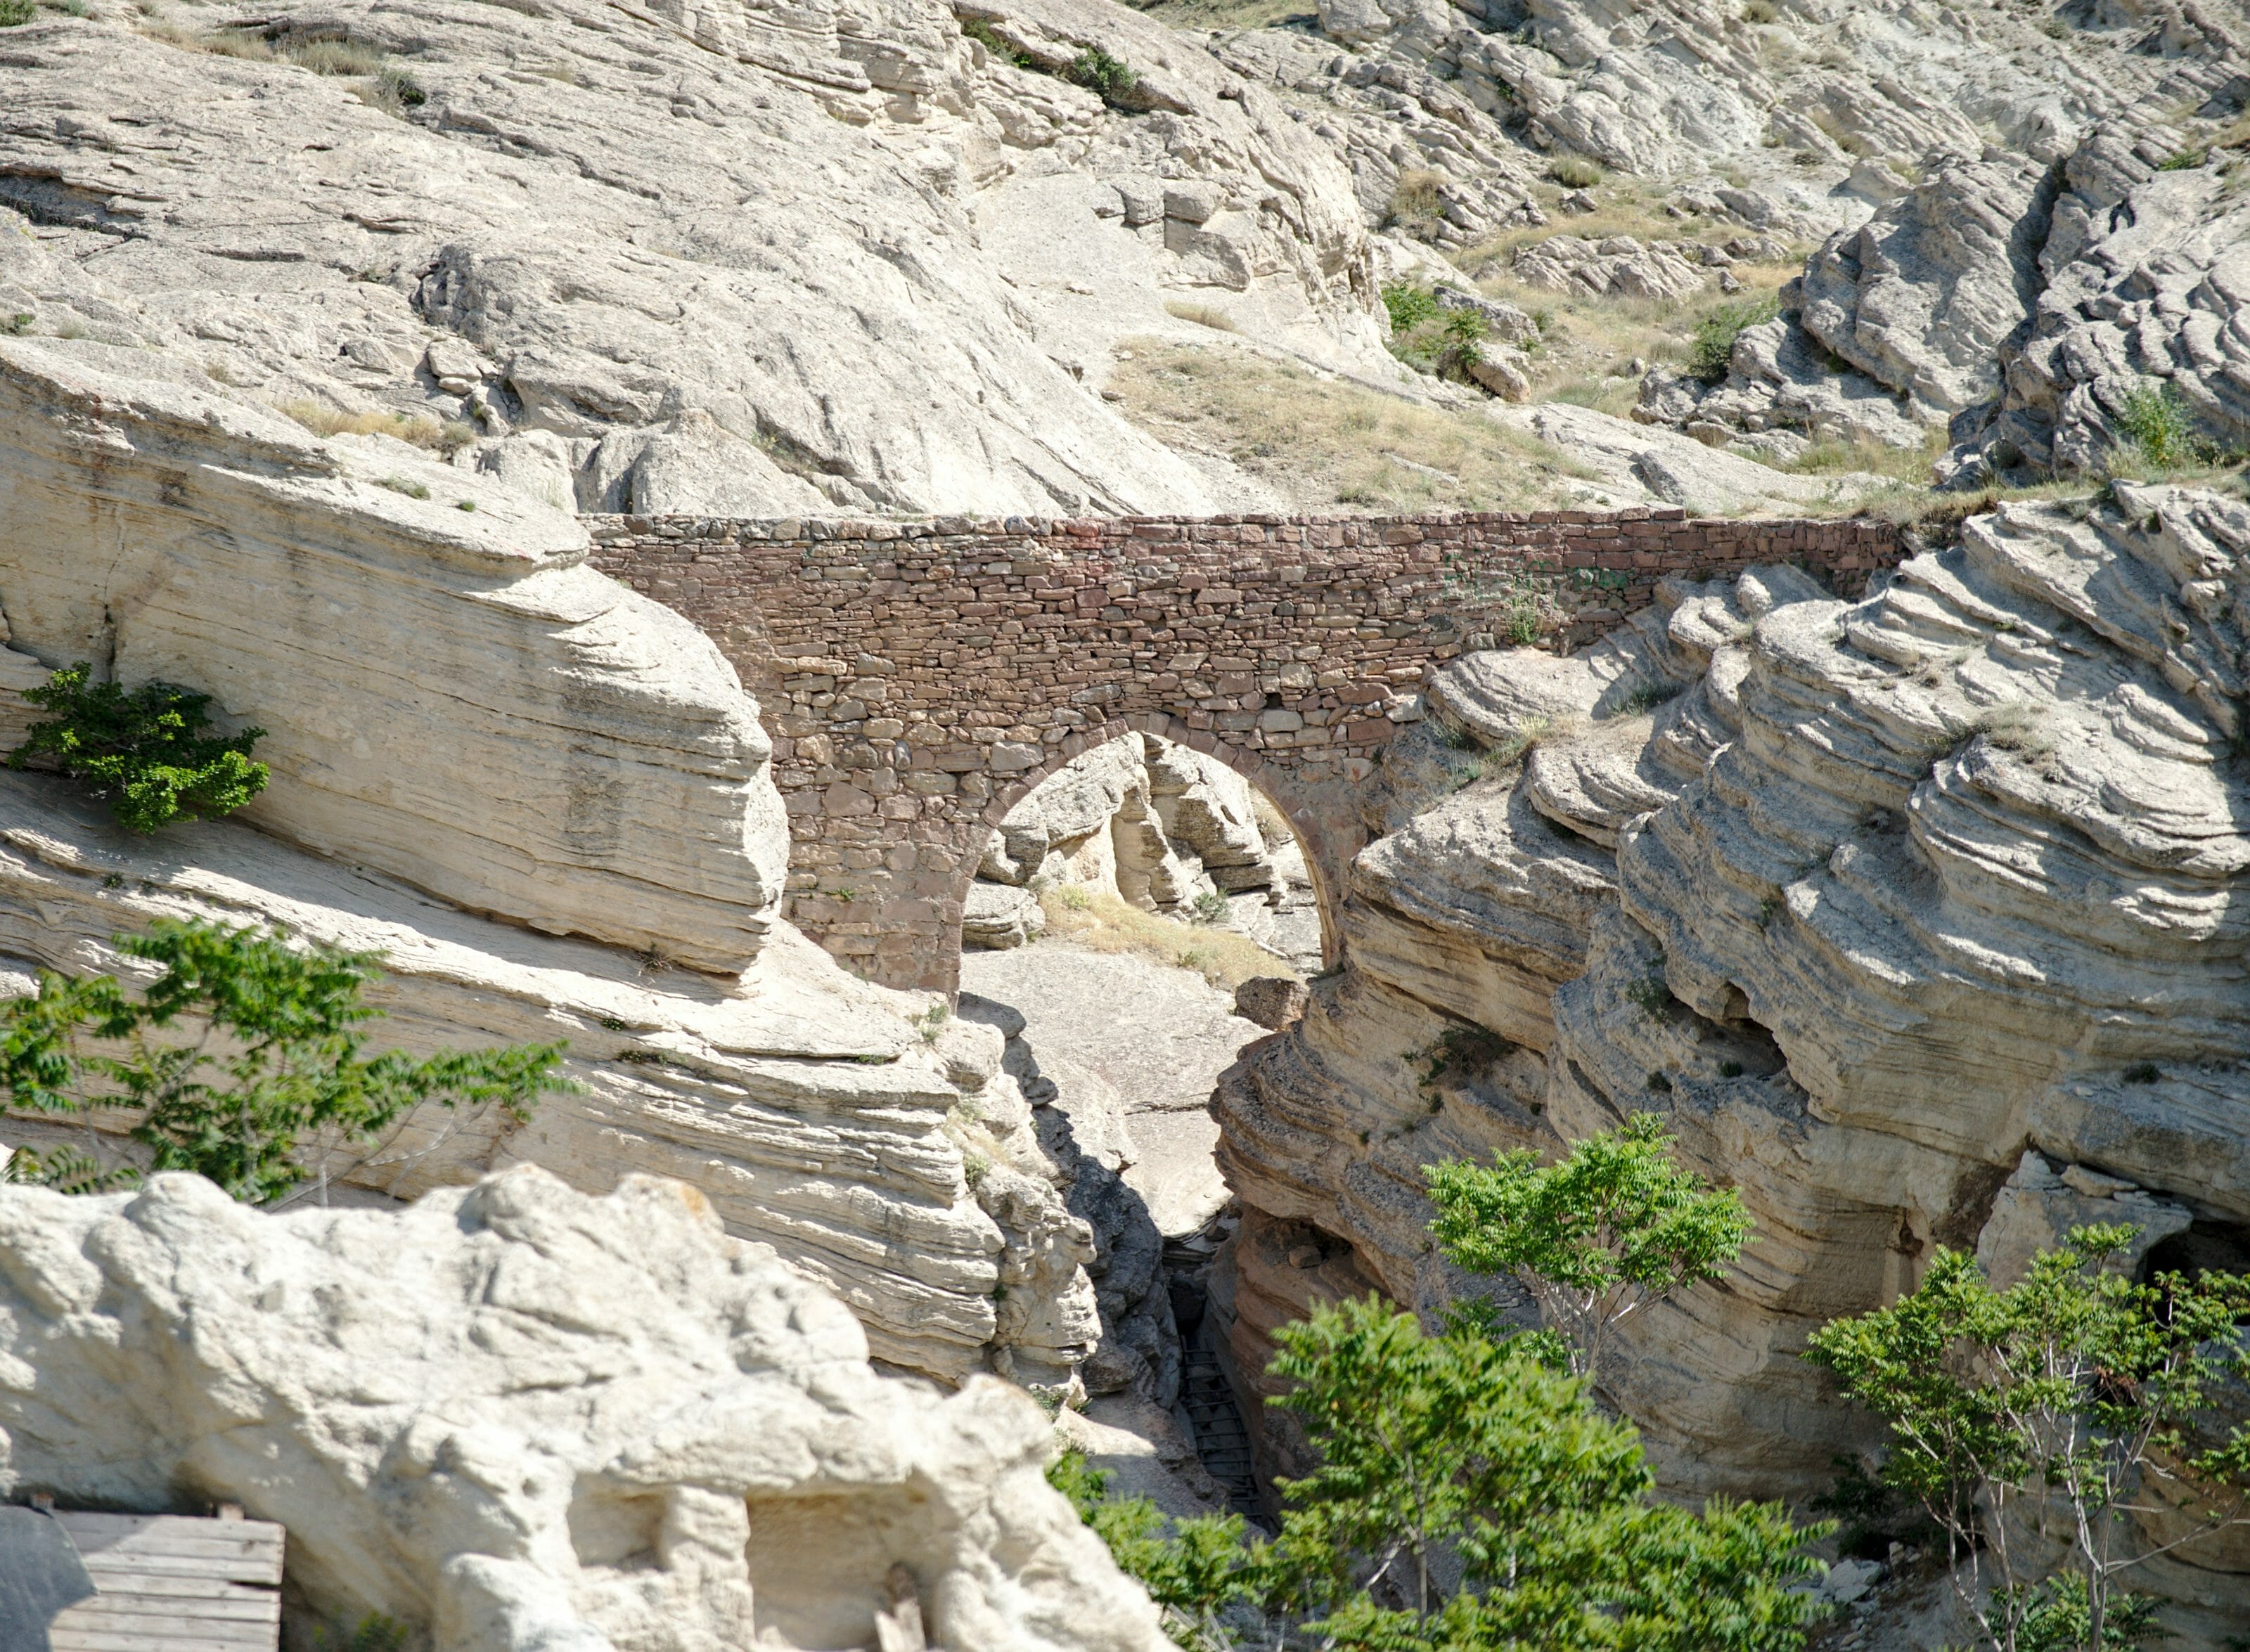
0;332;1176;1408
0;0;1387;518
0;1165;1173;1651
1210;484;2250;1637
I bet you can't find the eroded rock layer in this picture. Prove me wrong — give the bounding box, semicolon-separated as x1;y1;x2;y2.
1211;486;2250;1630
0;1166;1172;1651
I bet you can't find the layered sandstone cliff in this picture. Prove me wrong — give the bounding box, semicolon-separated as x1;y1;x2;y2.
1211;484;2250;1634
0;334;1169;1405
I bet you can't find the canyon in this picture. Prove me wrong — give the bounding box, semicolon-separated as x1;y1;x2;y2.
3;0;2249;1641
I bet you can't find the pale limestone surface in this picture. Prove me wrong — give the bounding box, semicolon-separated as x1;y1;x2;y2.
0;337;786;974
0;1166;1174;1652
1211;491;2250;1638
0;0;1389;518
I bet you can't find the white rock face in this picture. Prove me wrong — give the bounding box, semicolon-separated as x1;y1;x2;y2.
1211;486;2250;1635
0;338;786;974
0;1166;1174;1652
0;0;1388;517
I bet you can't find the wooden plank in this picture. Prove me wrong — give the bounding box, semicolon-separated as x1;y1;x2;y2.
50;1590;280;1625
50;1620;274;1652
56;1513;284;1586
70;1572;278;1601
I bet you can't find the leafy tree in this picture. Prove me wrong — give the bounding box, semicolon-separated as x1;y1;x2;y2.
1;918;568;1206
1425;1113;1754;1388
8;663;270;832
1047;1449;1255;1650
1052;1298;1825;1650
1260;1297;1822;1651
1806;1226;2250;1652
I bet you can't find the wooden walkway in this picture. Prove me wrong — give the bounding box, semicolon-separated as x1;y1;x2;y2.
46;1509;283;1652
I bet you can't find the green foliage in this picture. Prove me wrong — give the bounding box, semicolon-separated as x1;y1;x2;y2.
0;0;36;25
1062;44;1138;103
1263;1298;1825;1648
961;16;1036;67
9;664;269;832
1047;1450;1256;1648
1409;1024;1515;1099
0;918;570;1206
1382;282;1441;335
1380;285;1494;382
1052;1300;1825;1649
314;1614;413;1652
1425;1113;1754;1385
1190;890;1231;925
3;311;32;334
2113;377;2208;470
2155;146;2207;172
1806;1227;2250;1652
1690;297;1780;383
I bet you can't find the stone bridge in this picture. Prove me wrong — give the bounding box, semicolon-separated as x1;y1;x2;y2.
589;510;1904;993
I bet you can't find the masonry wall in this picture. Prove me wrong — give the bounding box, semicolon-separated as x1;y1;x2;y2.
588;509;1905;991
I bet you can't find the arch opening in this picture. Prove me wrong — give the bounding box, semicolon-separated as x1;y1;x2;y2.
949;714;1341;989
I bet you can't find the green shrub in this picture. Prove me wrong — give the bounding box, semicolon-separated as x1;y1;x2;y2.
0;918;569;1205
0;0;37;26
1388;167;1447;231
2113;377;2201;468
8;664;269;832
1062;44;1136;105
961;16;1036;67
1690;295;1780;383
2156;146;2207;172
1548;155;1605;189
1382;282;1441;335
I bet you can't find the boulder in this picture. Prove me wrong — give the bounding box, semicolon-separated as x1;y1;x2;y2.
1235;976;1310;1029
0;1166;1172;1651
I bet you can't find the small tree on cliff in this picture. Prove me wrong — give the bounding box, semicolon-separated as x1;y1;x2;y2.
1;917;568;1205
1806;1226;2250;1652
8;663;269;832
1425;1112;1754;1389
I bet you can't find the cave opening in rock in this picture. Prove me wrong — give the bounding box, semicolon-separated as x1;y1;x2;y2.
957;730;1317;1521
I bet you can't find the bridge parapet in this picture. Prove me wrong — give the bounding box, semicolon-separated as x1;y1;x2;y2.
588;510;1903;991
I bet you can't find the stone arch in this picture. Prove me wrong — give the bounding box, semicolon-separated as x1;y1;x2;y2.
947;711;1344;1000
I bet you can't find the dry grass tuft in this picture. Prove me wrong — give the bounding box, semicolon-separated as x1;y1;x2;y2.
275;399;474;453
1036;886;1288;991
1164;299;1238;333
1105;339;1597;512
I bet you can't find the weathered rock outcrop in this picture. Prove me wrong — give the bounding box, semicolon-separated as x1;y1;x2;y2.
0;337;785;974
1638;97;2249;467
0;335;1145;1402
1211;486;2250;1634
0;1165;1173;1651
0;0;1387;520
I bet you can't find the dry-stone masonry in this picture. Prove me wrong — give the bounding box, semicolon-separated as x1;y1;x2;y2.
590;512;1903;990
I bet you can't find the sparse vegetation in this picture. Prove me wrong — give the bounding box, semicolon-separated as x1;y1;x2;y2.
276;399;474;453
1061;44;1137;105
1690;295;1781;382
1107;339;1594;512
375;475;431;500
2112;377;2209;469
1164;299;1237;332
1035;883;1285;990
2156;146;2208;172
1741;0;1778;20
0;0;38;27
1548;155;1605;189
0;918;568;1206
1808;1226;2250;1652
9;664;268;833
1387;167;1448;234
